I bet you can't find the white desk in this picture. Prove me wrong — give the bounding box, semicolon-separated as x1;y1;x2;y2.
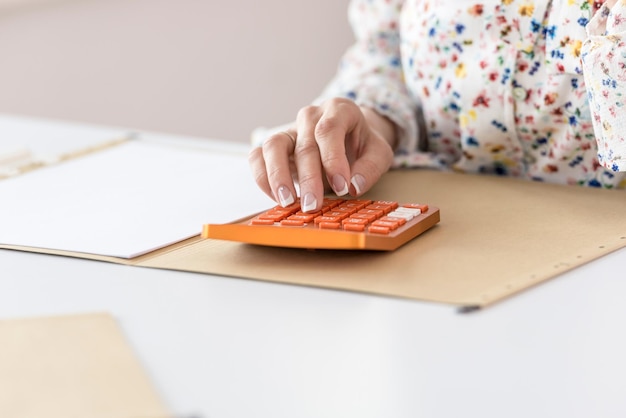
1;115;626;418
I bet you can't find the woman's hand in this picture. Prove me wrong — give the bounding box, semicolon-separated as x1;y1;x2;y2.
248;98;397;212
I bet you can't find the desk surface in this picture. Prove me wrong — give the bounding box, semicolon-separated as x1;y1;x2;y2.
2;115;626;418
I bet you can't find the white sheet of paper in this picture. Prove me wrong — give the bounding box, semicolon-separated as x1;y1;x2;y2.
0;139;274;258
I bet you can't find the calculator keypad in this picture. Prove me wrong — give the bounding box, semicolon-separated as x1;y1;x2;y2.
203;197;440;251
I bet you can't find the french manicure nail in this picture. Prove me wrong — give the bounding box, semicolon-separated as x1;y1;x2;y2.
331;174;349;196
351;174;366;195
301;192;317;213
277;185;295;207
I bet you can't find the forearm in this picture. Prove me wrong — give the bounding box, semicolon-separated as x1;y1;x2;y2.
314;0;417;158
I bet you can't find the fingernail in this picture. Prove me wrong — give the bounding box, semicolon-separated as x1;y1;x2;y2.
351;174;366;195
301;192;317;213
331;174;349;196
277;185;295;207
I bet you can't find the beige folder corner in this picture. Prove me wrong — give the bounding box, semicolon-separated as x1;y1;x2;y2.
0;312;171;418
3;169;626;309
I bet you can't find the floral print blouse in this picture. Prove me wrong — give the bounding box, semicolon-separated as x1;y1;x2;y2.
316;0;626;189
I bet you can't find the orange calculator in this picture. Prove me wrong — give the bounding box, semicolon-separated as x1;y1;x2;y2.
202;198;440;251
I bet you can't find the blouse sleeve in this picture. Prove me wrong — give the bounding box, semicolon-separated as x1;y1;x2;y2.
581;2;626;172
314;0;420;159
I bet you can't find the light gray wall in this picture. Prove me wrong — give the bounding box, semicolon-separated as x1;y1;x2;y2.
0;0;353;142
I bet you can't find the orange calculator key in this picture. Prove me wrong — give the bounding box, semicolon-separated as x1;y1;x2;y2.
343;223;366;232
202;198;440;251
